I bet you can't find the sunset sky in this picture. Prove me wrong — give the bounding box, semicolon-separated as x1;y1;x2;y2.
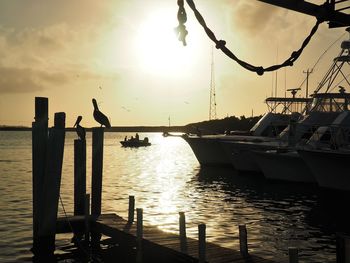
0;0;347;127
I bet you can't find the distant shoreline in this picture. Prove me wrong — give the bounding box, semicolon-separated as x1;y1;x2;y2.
0;115;261;134
0;126;186;133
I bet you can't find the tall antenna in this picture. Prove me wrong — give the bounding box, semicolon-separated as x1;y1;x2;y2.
303;68;313;98
209;46;217;120
274;46;278;97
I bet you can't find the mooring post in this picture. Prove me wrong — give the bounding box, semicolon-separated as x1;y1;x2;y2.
38;112;66;255
136;208;143;263
85;194;90;243
91;127;104;216
288;247;299;263
128;195;135;223
336;234;350;263
179;212;187;253
239;224;248;257
32;97;48;254
198;224;206;263
137;208;143;243
74;139;86;216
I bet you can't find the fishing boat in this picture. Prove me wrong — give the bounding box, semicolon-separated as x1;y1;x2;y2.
221;28;350;174
182;94;310;167
120;136;151;147
222;94;341;172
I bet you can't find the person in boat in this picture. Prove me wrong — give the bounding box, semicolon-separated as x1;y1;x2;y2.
144;137;149;143
130;136;134;141
124;136;127;141
135;133;139;141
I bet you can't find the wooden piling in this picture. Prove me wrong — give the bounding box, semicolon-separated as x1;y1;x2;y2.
239;224;248;256
38;112;66;254
74;139;86;216
336;234;350;263
345;237;350;263
137;208;143;243
137;208;143;263
128;196;135;223
91;127;104;216
85;194;90;243
179;212;187;253
198;224;206;263
32;97;48;253
288;247;298;263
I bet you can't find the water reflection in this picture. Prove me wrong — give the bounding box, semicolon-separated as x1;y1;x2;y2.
1;131;348;263
194;166;350;262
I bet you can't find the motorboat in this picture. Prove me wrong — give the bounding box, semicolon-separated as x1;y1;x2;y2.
182;95;310;167
120;136;151;147
221;28;350;173
220;107;340;172
253;110;350;183
296;111;350;190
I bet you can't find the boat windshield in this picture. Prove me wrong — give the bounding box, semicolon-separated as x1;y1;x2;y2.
310;93;350;112
265;97;312;114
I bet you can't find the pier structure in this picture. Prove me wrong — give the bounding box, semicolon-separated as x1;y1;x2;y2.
31;97;350;262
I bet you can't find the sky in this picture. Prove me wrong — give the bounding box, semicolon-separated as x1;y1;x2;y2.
0;0;347;127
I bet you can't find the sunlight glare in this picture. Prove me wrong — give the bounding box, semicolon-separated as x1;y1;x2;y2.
134;9;199;76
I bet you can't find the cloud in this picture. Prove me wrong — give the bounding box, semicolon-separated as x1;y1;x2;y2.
228;0;284;34
0;66;69;93
1;24;74;57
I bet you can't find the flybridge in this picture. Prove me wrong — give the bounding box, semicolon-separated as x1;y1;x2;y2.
258;0;350;28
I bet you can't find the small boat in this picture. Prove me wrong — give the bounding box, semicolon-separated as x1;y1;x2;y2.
120;137;151;147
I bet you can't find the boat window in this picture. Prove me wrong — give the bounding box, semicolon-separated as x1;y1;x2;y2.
319;131;331;141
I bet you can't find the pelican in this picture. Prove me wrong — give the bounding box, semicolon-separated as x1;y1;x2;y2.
74;115;86;140
92;98;111;128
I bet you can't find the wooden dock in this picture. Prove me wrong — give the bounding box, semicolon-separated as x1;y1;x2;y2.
57;213;277;263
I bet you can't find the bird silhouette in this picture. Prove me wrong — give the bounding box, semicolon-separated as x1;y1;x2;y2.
74;116;86;140
92;98;111;128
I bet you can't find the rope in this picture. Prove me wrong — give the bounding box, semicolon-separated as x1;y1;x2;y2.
177;0;324;75
174;0;188;46
296;32;346;90
59;195;101;262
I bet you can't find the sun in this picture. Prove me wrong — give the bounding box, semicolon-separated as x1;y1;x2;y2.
133;8;200;76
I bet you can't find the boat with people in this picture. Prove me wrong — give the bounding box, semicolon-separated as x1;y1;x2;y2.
120;133;151;147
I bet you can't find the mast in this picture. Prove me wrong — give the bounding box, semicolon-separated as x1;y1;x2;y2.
209;46;217;120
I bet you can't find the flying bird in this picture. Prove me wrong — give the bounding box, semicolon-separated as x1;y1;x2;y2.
92;98;111;128
73;115;86;140
121;106;131;112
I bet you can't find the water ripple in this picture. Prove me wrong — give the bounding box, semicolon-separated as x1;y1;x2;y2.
0;131;347;262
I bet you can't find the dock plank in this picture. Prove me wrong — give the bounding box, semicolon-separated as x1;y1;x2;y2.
93;213;277;263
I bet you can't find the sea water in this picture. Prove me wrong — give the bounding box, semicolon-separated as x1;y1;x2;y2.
0;131;349;263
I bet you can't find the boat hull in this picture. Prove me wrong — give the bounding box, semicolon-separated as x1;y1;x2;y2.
298;149;350;191
220;140;281;172
182;135;233;166
120;141;151;147
253;150;316;183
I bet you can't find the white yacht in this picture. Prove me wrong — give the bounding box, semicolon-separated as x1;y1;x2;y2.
182;95;309;166
220;107;340;172
254;109;350;183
